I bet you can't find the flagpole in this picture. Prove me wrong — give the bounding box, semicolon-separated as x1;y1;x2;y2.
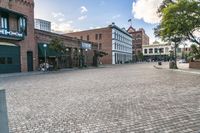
128;19;132;27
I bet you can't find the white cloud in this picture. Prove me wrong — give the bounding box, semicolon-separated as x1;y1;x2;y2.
78;15;87;21
112;14;121;19
52;12;65;18
89;27;94;29
51;21;77;33
132;0;163;24
80;6;88;14
58;18;65;22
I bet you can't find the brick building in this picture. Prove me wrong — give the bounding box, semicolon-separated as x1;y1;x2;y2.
0;0;99;74
66;23;133;64
127;26;149;61
0;0;36;73
35;29;98;69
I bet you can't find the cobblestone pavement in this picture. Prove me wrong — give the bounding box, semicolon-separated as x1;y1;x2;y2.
0;63;200;133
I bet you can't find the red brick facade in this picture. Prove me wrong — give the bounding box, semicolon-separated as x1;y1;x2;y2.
35;29;98;67
127;26;149;56
0;0;37;72
189;61;200;69
66;27;113;64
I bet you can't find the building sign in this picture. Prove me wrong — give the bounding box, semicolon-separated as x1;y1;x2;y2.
0;29;23;40
81;42;92;50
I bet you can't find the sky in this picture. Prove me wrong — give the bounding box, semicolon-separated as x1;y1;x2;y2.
34;0;164;43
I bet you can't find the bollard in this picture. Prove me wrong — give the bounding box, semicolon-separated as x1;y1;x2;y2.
0;90;9;133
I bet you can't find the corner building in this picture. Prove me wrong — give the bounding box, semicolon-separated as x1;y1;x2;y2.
67;24;132;64
0;0;36;73
127;26;149;61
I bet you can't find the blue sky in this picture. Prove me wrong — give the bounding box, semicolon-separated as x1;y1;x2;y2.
34;0;163;43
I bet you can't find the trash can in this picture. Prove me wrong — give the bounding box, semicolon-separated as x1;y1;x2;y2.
169;61;175;69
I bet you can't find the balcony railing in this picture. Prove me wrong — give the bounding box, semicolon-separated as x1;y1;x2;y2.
0;28;24;41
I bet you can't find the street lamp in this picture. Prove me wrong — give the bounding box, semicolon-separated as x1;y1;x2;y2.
65;48;70;67
43;44;47;71
85;49;88;67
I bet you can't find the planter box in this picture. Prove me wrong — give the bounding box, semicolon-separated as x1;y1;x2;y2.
189;61;200;69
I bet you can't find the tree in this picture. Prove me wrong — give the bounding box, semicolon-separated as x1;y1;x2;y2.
137;52;144;61
93;50;108;67
155;0;200;68
156;0;200;45
49;37;66;54
188;44;200;61
49;37;66;69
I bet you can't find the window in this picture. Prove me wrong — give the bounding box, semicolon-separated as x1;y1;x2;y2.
95;34;98;40
0;57;6;64
80;36;83;40
160;48;164;53
144;49;148;54
18;17;27;35
154;48;158;53
99;43;102;50
99;34;102;40
7;57;12;64
149;48;153;54
87;35;89;41
1;16;8;34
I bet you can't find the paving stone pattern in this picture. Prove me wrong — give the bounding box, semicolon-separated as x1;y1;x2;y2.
0;63;200;133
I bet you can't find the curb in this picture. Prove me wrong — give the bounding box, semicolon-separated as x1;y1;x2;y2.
153;65;200;75
0;66;107;78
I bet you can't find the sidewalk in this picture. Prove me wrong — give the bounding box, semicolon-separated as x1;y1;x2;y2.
0;67;89;78
154;62;200;75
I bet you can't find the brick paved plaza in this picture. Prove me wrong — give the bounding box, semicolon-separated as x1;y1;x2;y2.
0;63;200;133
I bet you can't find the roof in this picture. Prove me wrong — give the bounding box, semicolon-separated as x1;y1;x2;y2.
142;43;171;48
109;24;132;38
66;24;132;38
127;26;136;33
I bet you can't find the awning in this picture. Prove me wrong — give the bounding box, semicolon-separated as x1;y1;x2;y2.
38;43;62;58
0;42;17;47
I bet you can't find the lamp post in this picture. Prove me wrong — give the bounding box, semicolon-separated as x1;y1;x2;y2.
85;49;88;67
66;48;69;68
43;44;47;71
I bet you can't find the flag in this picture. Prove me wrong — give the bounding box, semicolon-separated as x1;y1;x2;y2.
128;19;132;22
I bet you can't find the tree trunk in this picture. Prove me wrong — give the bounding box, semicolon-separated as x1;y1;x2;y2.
174;44;178;69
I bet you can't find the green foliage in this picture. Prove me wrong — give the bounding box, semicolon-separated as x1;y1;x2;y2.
96;51;108;57
155;0;200;45
49;37;66;54
137;52;144;61
188;44;200;60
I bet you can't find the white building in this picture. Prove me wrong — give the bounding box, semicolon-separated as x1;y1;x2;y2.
142;41;171;61
111;24;133;64
34;19;51;32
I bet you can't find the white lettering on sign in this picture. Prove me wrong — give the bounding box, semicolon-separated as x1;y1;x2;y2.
0;29;23;38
